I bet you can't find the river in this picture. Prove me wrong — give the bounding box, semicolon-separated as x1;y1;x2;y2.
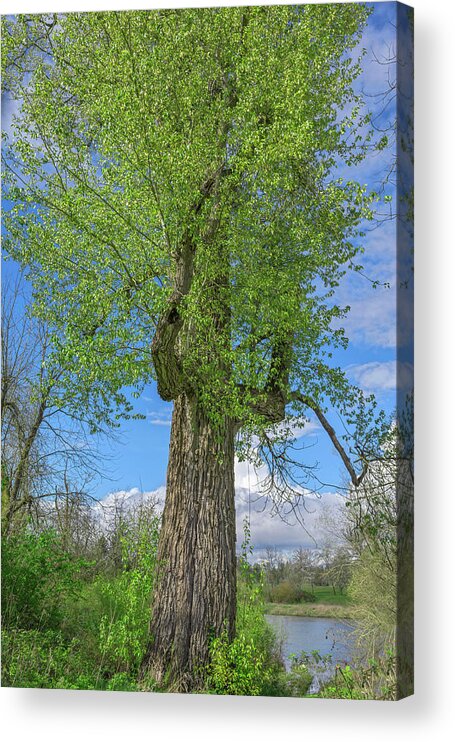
265;614;357;693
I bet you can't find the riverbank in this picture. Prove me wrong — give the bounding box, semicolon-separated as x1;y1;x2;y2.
265;602;356;620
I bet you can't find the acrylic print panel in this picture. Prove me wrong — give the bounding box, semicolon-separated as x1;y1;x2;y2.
1;2;413;699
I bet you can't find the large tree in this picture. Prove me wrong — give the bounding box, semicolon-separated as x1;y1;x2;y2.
2;5;385;689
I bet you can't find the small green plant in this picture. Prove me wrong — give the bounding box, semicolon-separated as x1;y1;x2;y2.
1;628;100;690
209;631;273;696
207;518;282;696
318;651;397;700
98;514;159;674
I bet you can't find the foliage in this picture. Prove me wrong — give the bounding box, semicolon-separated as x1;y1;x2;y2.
1;5;395;692
2;528;88;630
2;5;385;474
207;519;282;696
1;508;159;690
348;548;396;653
323;547;353;595
1;627;142;691
262;545;354;604
272;658;313;698
208;631;274;697
98;514;160;674
267;582;317;604
236;522;279;656
343;422;413;657
318;652;397;700
268;580;305;604
1;629;101;690
1;276;109;533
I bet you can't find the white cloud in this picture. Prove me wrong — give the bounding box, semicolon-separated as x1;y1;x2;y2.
92;486;165;525
146;411;172;426
235;485;344;556
347;360;396;391
346;360;413;394
234;458;344;554
95;466;344;557
341;292;396;348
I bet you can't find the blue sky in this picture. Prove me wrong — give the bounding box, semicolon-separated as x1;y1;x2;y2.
1;2;411;552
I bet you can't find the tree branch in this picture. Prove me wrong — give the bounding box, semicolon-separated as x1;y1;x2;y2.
288;391;368;487
238;333;293;423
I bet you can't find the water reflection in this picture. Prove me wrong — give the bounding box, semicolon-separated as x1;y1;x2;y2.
265;614;356;693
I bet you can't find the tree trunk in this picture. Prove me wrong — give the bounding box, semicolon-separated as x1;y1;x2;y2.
141;393;237;691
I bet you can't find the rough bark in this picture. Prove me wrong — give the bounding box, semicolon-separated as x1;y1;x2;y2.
151;234;195;402
140;393;237;691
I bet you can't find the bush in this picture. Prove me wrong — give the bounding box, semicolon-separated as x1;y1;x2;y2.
105;672;140;692
209;631;274;696
97;514;159;674
269;580;304;604
1;515;160;690
2;529;89;631
348;548;397;652
318;652;397;700
301;590;317;603
207;519;283;696
1;628;100;690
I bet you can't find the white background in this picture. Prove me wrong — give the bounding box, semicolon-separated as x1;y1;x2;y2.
1;1;453;740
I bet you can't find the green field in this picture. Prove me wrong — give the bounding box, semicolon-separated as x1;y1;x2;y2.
303;586;352;606
265;586;355;619
265;602;355;619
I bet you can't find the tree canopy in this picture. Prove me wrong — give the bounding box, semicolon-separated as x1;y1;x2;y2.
2;5;383;482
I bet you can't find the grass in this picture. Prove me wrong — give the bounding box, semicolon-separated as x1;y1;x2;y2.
265;602;355;619
265;586;355;619
304;586;352;606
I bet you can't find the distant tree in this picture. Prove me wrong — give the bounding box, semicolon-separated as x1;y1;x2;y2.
291;547;317;592
262;546;287;587
324;546;353;595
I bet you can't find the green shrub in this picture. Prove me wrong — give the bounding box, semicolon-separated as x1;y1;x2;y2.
318;652;397;700
269;580;304;604
1;628;100;690
1;514;160;690
348;548;397;653
207;519;283;696
105;672;139;692
97;514;159;674
2;529;89;631
301;590;317;603
209;631;274;696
